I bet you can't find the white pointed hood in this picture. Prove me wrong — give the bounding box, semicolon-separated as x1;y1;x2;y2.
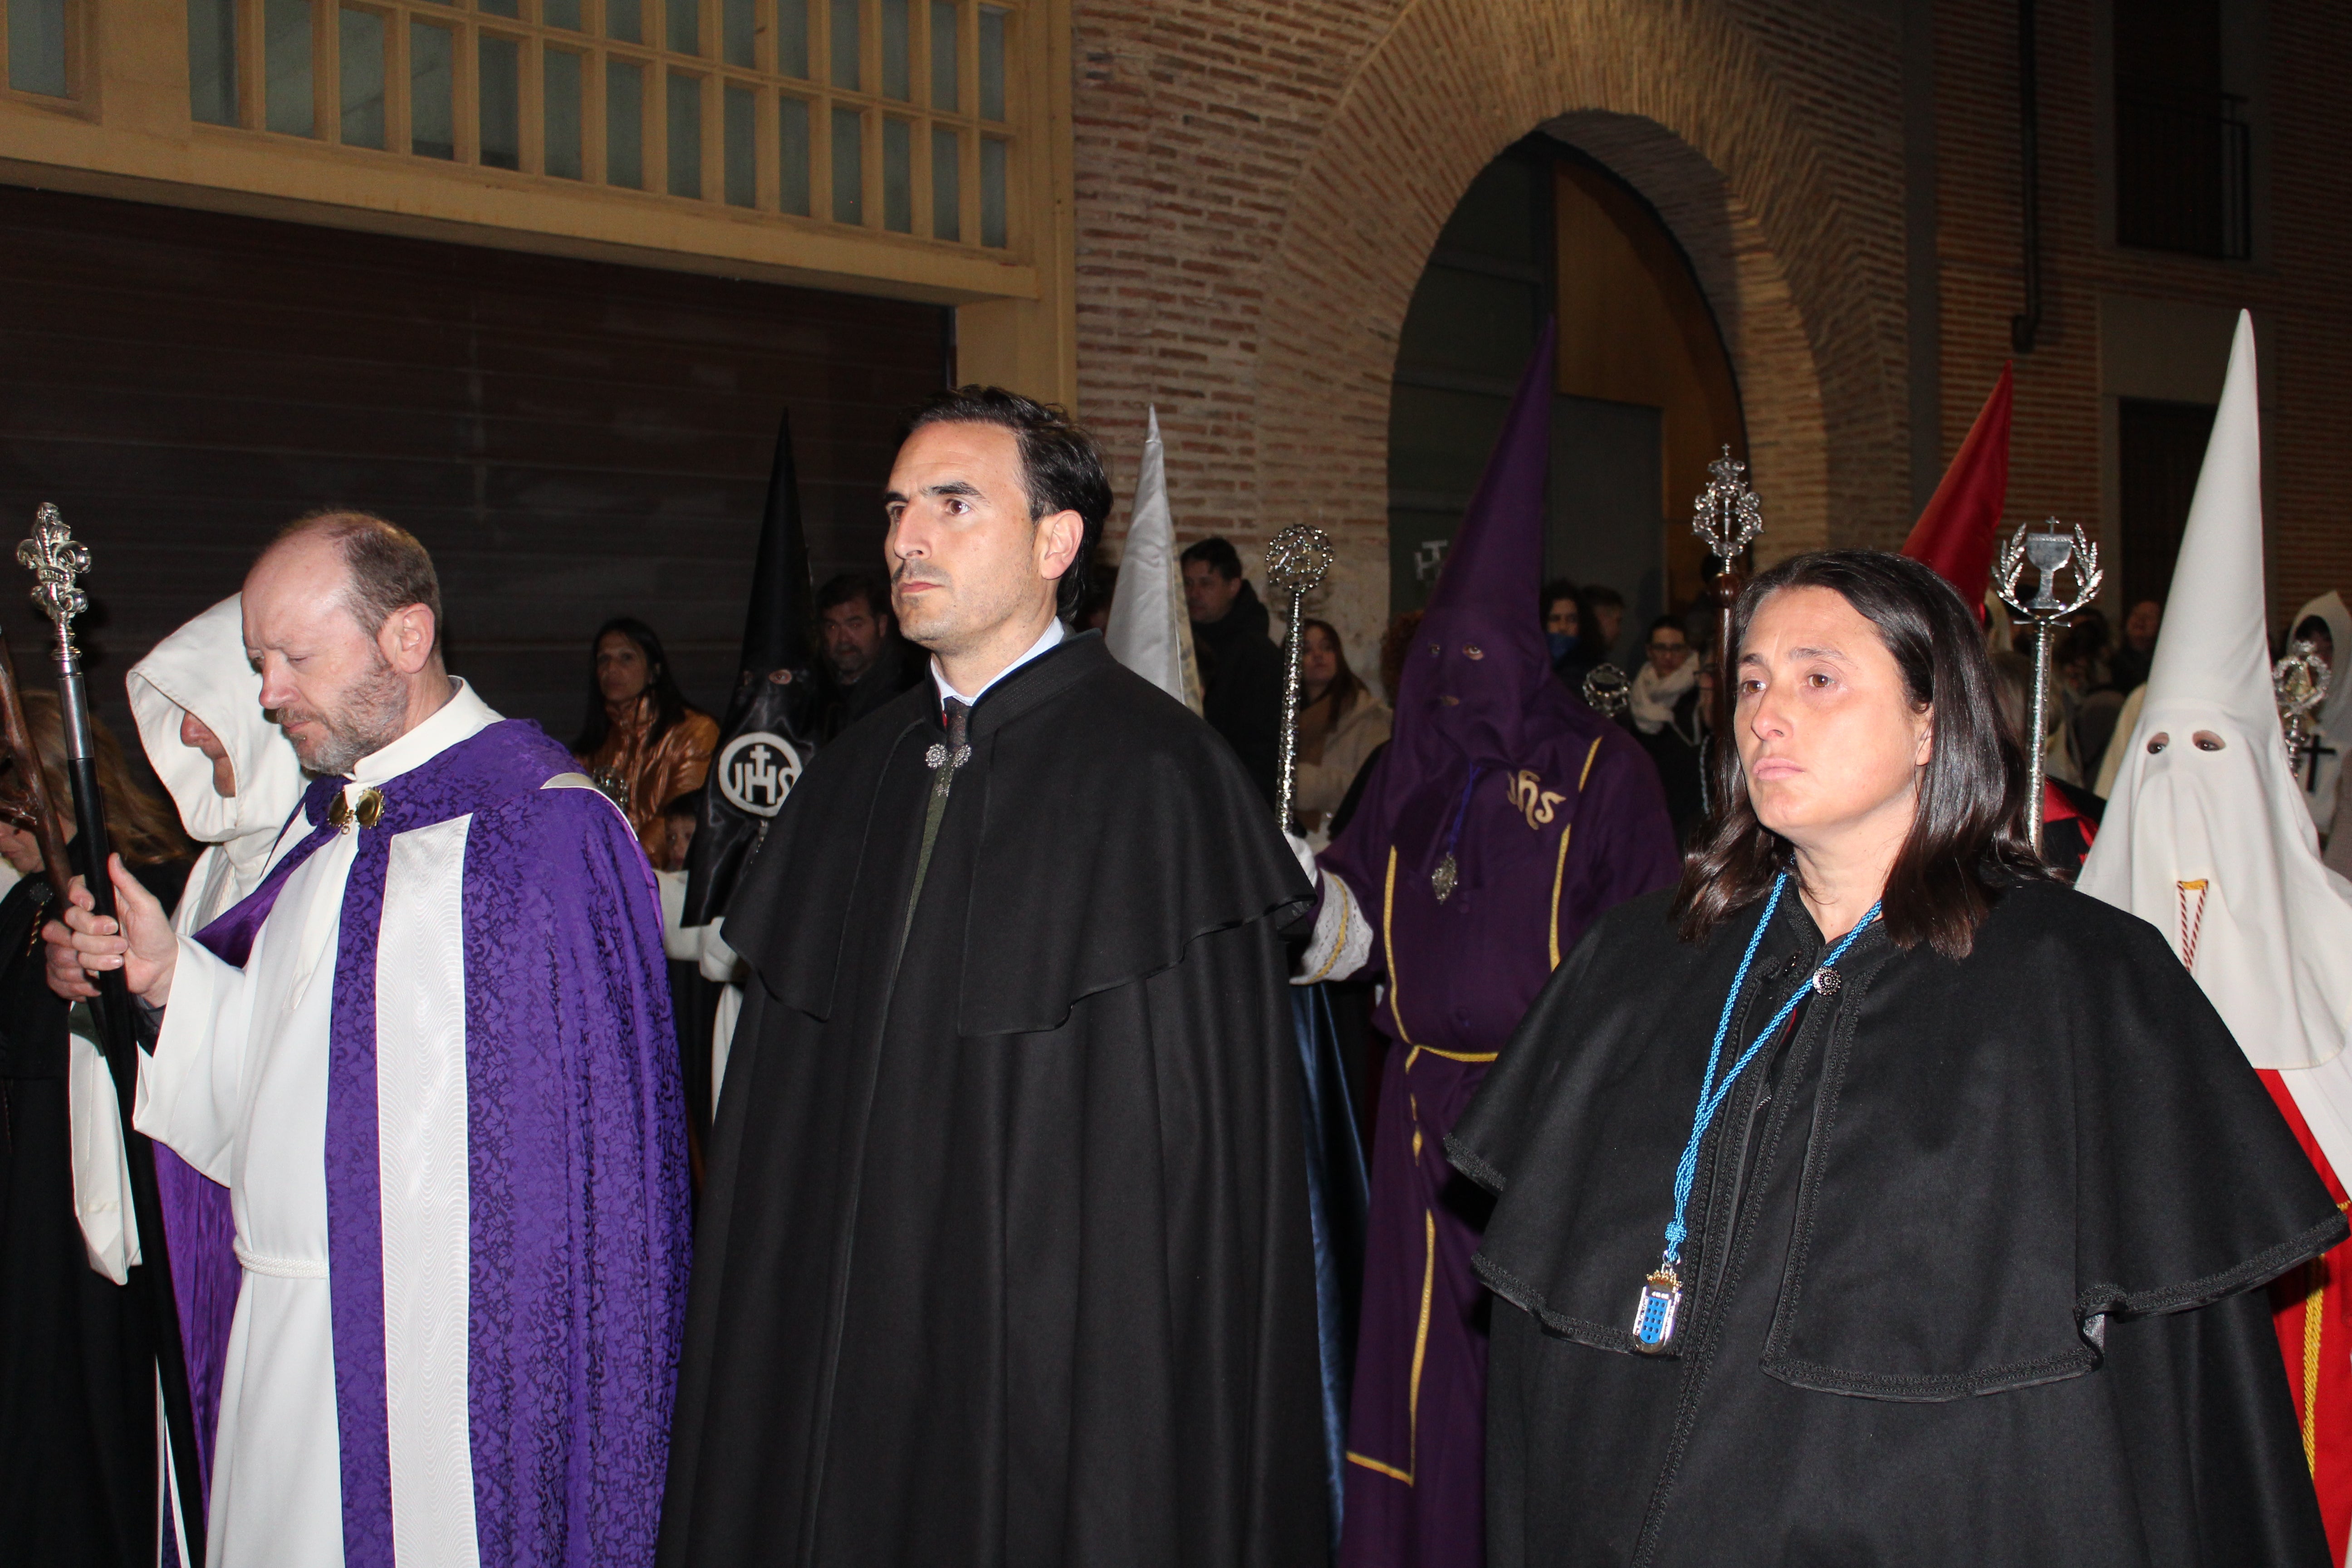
126;596;307;905
2079;313;2352;1086
1103;407;1203;713
2288;589;2350;833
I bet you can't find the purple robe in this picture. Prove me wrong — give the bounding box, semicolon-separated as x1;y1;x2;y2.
180;719;690;1566
1321;332;1680;1566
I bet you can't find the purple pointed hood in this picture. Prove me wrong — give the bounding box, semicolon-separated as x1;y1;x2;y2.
1396;330;1563;770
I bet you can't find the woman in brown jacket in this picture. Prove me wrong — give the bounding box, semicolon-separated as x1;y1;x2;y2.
573;617;720;862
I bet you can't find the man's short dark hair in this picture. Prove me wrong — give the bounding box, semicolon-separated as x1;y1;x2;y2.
1180;538;1243;581
1582;583;1626;612
817;572;888;620
1541;578;1579;615
902;386;1112;617
277;509;444;655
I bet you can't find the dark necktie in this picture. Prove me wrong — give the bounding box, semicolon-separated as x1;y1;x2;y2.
897;697;972;968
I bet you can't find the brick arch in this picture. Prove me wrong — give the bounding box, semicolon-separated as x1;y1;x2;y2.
1248;0;1909;658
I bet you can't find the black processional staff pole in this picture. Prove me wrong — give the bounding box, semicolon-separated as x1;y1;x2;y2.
1265;523;1334;832
1690;446;1763;814
19;503;210;1564
1995;516;2100;859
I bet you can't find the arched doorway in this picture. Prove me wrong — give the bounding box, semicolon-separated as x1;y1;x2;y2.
1387;135;1745;667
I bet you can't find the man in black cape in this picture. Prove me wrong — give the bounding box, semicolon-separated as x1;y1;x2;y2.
658;387;1326;1567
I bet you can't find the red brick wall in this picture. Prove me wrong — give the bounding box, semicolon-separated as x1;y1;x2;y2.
1069;0;2351;657
1935;0;2352;631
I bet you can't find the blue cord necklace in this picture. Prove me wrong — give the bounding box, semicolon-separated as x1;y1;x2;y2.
1632;870;1882;1353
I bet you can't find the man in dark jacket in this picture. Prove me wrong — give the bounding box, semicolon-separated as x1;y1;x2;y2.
812;572;925;741
658;388;1324;1568
1181;537;1284;804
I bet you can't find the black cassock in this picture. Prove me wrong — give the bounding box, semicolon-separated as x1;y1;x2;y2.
1451;881;2343;1568
658;632;1326;1568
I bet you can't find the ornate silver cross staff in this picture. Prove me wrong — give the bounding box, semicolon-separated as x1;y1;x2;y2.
18;503;210;1563
1691;446;1764;768
1265;523;1334;829
1996;516;2102;857
2276;639;2330;779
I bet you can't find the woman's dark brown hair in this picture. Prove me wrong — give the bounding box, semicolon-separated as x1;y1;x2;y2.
1301;618;1367;724
11;690;191;869
1673;549;2048;959
572;616;694;758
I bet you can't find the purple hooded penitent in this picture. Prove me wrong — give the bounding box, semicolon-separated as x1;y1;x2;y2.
1321;331;1679;1568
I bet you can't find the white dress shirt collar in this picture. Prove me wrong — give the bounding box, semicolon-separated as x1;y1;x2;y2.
930;617;1067;708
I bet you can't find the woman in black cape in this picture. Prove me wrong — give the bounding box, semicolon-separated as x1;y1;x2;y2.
0;693;191;1566
1451;550;2339;1567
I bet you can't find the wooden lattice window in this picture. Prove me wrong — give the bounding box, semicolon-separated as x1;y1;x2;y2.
184;0;1017;247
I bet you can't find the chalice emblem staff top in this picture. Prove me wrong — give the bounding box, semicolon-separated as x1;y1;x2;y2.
1996;517;2102;858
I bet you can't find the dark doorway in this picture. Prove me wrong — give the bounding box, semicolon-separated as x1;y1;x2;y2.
0;184;949;738
1387;150;1552;619
2117;397;2218;612
1551;396;1663;663
1387;138;1741;667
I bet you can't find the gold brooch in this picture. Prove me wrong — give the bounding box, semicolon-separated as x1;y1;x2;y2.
328;788;386;833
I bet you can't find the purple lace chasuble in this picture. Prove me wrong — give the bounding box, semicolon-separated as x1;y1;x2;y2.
172;723;689;1567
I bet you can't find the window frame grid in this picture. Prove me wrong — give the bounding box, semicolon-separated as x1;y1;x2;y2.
185;0;1016;249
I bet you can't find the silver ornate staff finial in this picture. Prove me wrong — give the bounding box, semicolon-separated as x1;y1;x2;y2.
17;503;90;663
1582;662;1630;718
2276;639;2331;772
1996;517;2102;857
1690;446;1764;566
1692;446;1764;746
1265;523;1335;831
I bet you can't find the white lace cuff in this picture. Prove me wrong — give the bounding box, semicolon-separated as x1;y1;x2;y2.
1293;873;1373;985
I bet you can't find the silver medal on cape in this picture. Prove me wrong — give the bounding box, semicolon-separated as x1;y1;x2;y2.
1431;853;1459;903
1633;1266;1682;1352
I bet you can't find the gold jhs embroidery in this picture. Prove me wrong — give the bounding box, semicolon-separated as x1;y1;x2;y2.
1504;769;1565;830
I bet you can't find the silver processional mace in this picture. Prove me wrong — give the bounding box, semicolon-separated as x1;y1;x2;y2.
1996;516;2102;858
1691;447;1764;801
2277;639;2331;783
17;503;211;1563
1265;524;1334;830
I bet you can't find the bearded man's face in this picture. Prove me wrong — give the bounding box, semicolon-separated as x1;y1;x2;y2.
243;534;416;775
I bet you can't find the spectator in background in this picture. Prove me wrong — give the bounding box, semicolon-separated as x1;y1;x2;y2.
1624;614;1706;836
1324;611;1430;843
812;571;924;741
2059;613;2125;785
1542;578;1582;679
1182;536;1284;802
573;616;720;861
2107;598;2162;695
1072;566;1118;633
1292;618;1391;838
1579;583;1627;668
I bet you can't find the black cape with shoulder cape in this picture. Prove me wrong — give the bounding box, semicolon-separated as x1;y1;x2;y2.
1450;881;2343;1568
658;632;1327;1568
